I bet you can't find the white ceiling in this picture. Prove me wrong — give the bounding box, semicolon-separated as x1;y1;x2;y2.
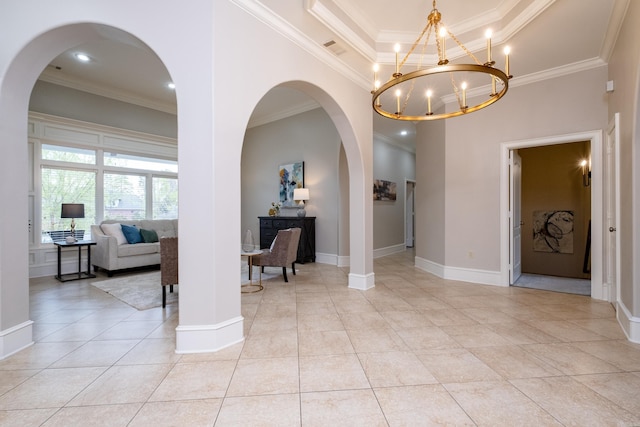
39;0;626;151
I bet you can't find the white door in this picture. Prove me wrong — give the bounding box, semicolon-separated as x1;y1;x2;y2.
405;181;415;247
510;150;522;284
605;113;620;303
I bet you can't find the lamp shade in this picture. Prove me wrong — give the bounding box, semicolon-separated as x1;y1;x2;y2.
293;188;309;201
61;203;85;218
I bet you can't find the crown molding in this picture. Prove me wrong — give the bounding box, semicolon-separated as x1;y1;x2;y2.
373;131;415;154
305;0;377;61
600;0;630;62
247;100;321;128
230;0;370;91
440;57;607;104
38;68;177;115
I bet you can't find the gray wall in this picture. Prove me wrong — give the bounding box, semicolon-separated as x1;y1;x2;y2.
372;138;416;250
242;108;416;262
241;108;341;258
30;81;177;139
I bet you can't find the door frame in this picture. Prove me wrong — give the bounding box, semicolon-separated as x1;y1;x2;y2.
404;179;416;248
605;113;621;303
499;130;604;299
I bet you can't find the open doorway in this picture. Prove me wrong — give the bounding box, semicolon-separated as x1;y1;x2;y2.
405;180;416;248
511;142;592;295
501;130;604;299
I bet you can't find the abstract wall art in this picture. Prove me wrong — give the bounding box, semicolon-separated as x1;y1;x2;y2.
532;210;574;253
279;161;304;207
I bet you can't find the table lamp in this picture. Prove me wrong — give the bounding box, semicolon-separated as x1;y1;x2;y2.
293;188;309;218
61;203;85;241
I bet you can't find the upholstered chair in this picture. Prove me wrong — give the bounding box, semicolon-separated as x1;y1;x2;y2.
160;237;178;308
254;228;301;282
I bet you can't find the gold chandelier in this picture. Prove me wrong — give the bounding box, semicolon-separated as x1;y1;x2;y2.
371;0;512;121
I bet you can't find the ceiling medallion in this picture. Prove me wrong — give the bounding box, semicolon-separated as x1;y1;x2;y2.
371;0;512;121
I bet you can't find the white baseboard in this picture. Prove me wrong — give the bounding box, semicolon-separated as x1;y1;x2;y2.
314;252;336;265
373;243;406;259
616;300;640;343
0;320;34;360
415;256;505;287
348;272;375;290
175;316;244;354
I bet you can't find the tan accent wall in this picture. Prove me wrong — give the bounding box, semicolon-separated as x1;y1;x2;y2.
519;142;591;278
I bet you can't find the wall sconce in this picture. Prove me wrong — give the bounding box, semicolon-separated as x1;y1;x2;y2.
580;159;591;187
293;188;310;218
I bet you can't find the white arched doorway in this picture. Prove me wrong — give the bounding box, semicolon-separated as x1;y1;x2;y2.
0;22;179;359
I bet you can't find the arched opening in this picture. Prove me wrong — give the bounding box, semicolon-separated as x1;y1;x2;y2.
0;22;177;358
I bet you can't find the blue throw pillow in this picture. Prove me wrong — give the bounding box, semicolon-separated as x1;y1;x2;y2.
121;224;143;244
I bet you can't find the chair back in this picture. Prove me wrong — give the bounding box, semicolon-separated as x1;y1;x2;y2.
160;237;178;286
269;228;301;266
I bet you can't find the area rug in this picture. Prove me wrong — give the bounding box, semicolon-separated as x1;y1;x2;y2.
91;262;286;310
91;271;177;310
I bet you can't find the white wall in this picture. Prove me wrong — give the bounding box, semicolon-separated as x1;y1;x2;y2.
607;0;640;337
0;0;375;358
416;66;608;282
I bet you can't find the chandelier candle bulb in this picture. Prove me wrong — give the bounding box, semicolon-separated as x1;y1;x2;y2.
439;27;447;63
492;76;497;96
485;29;493;65
394;44;401;76
426;89;433;115
395;89;401;114
461;82;467;109
372;63;379;92
504;46;511;77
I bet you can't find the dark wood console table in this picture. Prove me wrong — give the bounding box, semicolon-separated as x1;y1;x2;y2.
259;216;316;263
54;240;97;282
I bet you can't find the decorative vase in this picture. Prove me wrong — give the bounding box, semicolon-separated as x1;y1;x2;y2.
242;229;255;252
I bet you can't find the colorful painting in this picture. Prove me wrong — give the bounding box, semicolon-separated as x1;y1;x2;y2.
279;162;304;207
373;179;397;201
532;210;574;253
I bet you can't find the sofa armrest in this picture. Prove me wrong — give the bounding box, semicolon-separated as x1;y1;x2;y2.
92;232;119;271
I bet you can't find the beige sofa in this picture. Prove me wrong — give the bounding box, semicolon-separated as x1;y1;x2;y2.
90;219;178;276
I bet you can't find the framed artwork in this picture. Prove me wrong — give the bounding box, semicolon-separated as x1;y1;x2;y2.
373;179;397;201
279;161;304;207
532;210;574;253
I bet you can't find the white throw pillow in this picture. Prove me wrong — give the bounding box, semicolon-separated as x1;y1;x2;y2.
269;235;277;252
101;223;128;245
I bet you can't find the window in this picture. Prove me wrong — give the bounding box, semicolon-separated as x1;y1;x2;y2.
104;173;146;220
153;177;178;219
37;138;178;245
41;168;95;242
104;152;177;173
43;144;96;164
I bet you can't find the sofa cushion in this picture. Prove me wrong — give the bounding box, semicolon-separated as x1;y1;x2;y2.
117;242;159;257
101;223;128;245
121;224;143;244
140;228;159;243
141;219;176;238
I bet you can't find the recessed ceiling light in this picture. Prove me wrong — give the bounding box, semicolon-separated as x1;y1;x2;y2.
167;82;176;90
401;130;408;136
75;53;91;62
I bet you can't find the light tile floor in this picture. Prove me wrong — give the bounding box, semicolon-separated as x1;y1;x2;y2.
1;250;640;426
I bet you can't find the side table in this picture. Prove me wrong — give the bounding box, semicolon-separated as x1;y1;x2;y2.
241;250;263;293
54;240;97;282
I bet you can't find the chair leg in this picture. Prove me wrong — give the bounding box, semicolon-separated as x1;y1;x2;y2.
162;286;166;308
292;262;296;275
170;285;174;293
282;267;288;282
